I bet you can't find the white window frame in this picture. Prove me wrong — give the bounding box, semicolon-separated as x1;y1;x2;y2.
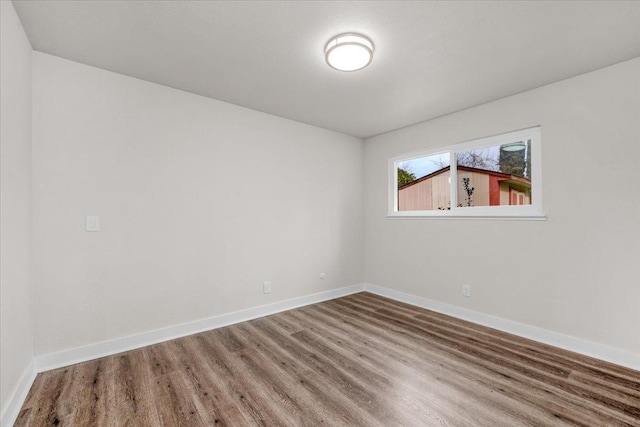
388;126;545;220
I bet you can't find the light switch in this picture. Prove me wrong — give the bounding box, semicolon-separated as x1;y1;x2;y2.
86;215;100;232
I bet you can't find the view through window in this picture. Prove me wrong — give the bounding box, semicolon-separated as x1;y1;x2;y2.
390;127;542;218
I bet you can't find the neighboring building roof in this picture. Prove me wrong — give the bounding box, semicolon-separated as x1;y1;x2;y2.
399;165;530;190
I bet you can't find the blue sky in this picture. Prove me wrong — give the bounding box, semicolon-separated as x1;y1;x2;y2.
398;153;449;179
399;146;506;179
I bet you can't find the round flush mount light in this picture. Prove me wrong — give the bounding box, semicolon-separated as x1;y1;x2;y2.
325;33;374;72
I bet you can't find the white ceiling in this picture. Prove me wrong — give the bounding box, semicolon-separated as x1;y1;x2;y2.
12;0;640;138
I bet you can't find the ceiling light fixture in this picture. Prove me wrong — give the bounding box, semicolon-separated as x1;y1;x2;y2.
325;33;374;72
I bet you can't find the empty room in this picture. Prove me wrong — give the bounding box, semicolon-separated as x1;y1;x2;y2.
1;1;640;426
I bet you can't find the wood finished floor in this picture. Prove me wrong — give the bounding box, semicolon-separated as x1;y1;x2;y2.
16;292;640;426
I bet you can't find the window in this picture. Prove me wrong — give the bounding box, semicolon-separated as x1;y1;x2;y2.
389;127;543;219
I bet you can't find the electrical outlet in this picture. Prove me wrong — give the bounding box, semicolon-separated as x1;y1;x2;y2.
462;284;471;297
263;281;272;294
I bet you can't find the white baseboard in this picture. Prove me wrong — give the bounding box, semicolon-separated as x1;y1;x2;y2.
1;283;363;425
34;283;365;372
364;283;640;372
4;282;638;426
1;359;36;427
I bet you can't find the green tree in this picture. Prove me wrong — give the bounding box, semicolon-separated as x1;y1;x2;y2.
498;144;526;177
397;167;416;187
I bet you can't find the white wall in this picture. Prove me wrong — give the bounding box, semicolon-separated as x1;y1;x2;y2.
364;57;640;354
6;18;638;418
32;52;364;355
0;0;34;416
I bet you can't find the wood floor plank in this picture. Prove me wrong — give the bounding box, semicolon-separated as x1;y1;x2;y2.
250;317;393;425
236;322;381;426
323;297;640;426
360;293;640;386
279;312;481;426
195;330;303;426
373;306;638;415
15;292;640;426
303;301;599;426
283;305;564;427
371;307;640;423
176;335;260;427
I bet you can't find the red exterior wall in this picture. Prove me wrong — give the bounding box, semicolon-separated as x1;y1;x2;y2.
489;175;501;206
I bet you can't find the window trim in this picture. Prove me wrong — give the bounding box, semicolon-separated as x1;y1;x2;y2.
388;126;545;220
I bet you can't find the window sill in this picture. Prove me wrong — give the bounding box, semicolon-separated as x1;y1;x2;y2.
386;214;547;221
